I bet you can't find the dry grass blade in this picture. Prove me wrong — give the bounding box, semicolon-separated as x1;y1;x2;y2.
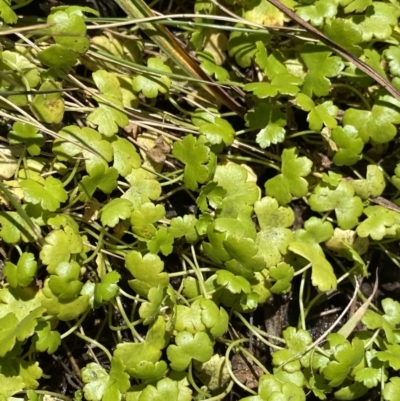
113;0;246;116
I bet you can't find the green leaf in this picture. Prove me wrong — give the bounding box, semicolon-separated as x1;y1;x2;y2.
351;165;385;199
255;197;294;268
296;93;338;131
342;96;400;144
167;331;214;371
136;377;192;401
21;176;67;212
82;358;130;401
216;270;251;294
228;26;270;68
131;202;165;240
340;0;372;13
88;71;129;136
0;287;44;356
331;125;364;166
385;46;400;77
300;43;344;97
4;252;37;288
362;298;400;344
38;44;78;68
48;261;83;302
289;242;337;292
48;10;89;53
33;321;61;354
309;179;363;229
125;251;169;297
377;343;400;370
8;122;44;156
351;2;400;41
172;134;211;191
324;18;363;56
111;136;141;177
356;206;400;240
273;327;312;372
94;271;120;304
132;57;172;98
265;147;312;205
87;95;129;137
270;262;294;294
147;227;174;256
199;117;235;146
0;1;17;24
114;317;168;380
139;285;166;325
101;198;133;228
257;373;306;401
53;125;113;175
40;227;83;272
0;374;24;400
383;377;400;401
169;215;199;244
323;336;365;387
244;72;303;98
41;279;89;321
296;0;338;26
123;168;162;208
245;102;287;148
30;81;65;124
0;211;37;244
199;52;230;81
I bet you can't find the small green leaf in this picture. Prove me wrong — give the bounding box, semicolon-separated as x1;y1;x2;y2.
111;137;141;177
131;202;165;240
296;93;338;131
352;165;385;199
132;57;172;98
21;176;67;212
331;125;364;166
356;206;400;240
53;125;113;175
309;179;363;229
34;321;61;354
169;215;199;244
8;122;44;156
78;164;118;202
297;0;338;26
38;44;78;68
82;358;130;401
123;168;162;208
147;227;174;256
228;27;270;68
245;102;287;148
265;147;312;205
41;279;89;321
48;10;90;53
377;344;400;370
48;261;83;302
100;198;133;228
323;336;364;387
199;117;235;146
244;73;303;98
300;43;344;97
167;331;214;371
94;271;120;304
289;242;337;292
4;252;37;288
125;251;169;297
172;135;211;191
30;81;65;124
383;377;400;401
351;2;400;41
342;96;400;144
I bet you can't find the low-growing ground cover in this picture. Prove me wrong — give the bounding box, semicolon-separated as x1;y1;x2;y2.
1;0;400;400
